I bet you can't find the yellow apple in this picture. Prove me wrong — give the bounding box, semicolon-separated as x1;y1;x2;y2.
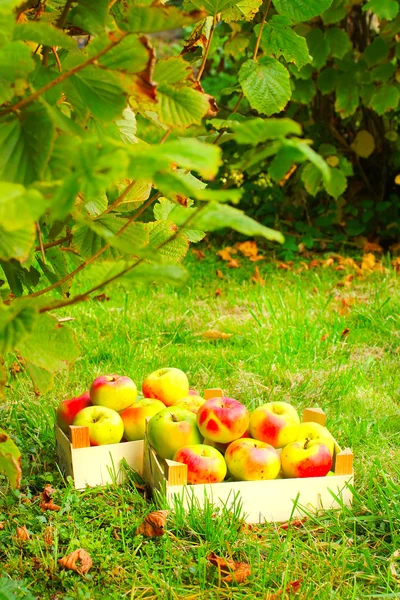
225;438;281;481
142;368;189;407
249;402;300;449
120;398;165;441
296;422;335;456
281;439;332;478
172;395;206;414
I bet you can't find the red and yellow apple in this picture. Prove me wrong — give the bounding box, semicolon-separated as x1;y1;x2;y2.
142;368;189;407
188;388;199;396
197;397;249;444
172;395;206;414
73;405;124;446
56;391;91;435
281;438;332;478
204;429;251;455
120;398;165;441
147;407;202;459
90;374;137;412
296;422;335;455
225;438;281;481
173;444;227;484
249;402;300;448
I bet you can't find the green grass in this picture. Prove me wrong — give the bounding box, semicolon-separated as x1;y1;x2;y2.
1;250;400;599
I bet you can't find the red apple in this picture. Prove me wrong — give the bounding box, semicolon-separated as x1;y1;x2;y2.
56;391;92;435
73;406;124;446
197;397;249;444
173;444;227;484
120;398;165;441
225;438;281;481
249;402;300;449
142;368;189;407
90;374;137;412
147;407;203;460
295;422;335;456
281;438;332;478
204;429;251;454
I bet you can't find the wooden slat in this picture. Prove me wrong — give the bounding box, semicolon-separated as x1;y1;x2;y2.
69;425;90;449
302;407;326;426
334;448;353;475
165;459;188;486
204;388;223;400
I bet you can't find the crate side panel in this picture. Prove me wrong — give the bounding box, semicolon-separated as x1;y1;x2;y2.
55;425;74;479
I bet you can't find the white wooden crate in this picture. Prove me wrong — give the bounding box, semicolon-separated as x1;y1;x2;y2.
143;391;354;524
55;424;143;490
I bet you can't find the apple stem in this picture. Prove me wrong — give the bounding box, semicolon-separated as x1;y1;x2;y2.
304;438;310;450
170;413;178;423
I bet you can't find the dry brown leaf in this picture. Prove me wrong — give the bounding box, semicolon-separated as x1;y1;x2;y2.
0;522;4;530
43;525;53;546
338;297;356;315
279;517;307;531
215;288;222;297
337;274;354;288
251;266;265;286
363;242;383;254
320;333;329;341
32;557;41;570
16;526;30;541
392;257;400;272
217;247;236;261
361;253;376;271
216;269;224;279
93;293;110;302
207;552;251;584
9;361;22;377
200;330;232;340
390;242;400;254
236;241;259;258
278;164;297;186
277;262;292;270
40;484;61;512
341;327;350;337
58;548;92;575
309;259;319;268
227;258;240;268
334;265;346;271
323;257;335;268
192;249;205;260
136;510;169;537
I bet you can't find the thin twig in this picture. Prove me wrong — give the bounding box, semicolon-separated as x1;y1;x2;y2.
42;0;76;66
1;32;129;116
35;234;72;252
36;222;46;263
99;180;138;217
196;14;217;82
52;47;62;72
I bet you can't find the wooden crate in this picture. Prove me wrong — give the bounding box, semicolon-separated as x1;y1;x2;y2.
55;424;144;490
143;391;354;523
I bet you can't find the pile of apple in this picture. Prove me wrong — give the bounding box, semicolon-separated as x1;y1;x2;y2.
56;367;336;484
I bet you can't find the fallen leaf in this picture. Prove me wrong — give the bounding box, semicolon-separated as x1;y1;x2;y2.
227;259;240;268
32;557;41;570
338;297;356;315
323;257;335;268
215;288;222;296
251;266;265;286
286;579;303;594
279;518;307;531
192;249;205;260
390;242;400;254
0;522;4;530
277;262;292;270
363;242;383;254
334;265;346;271
320;333;329;341
236;241;259;259
361;253;376;271
389;549;400;582
200;330;232;340
392;257;400;272
309;259;319;268
58;548;92;575
136;510;169;537
337;274;354;288
207;552;251;584
40;484;61;512
217;247;237;261
16;525;30;541
216;269;224;279
43;525;53;546
9;361;22;377
341;327;350;337
93;293;110;302
278;164;297;186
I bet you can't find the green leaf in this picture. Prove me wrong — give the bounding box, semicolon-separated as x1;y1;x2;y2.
239;57;291;116
363;0;399;20
258;16;312;70
272;0;333;22
116;179;152;212
317;68;337;94
307;29;330;69
268;145;304;182
154;197;176;220
127;5;205;33
0;183;45;232
221;0;262;22
325;167;347;199
154;57;192;84
77;142;129;203
230;117;302;145
190;0;236;14
0;260;40;296
291;78;316;104
38;247;71;296
335;73;359;118
115;108;138;145
0;224;36;262
326;27;351;59
148;221;189;261
69;0;110;34
322;0;346;24
0;302;37;354
0;105;56;185
25;362;55;395
370;63;396;82
154;170;243;203
13;21;76;49
0;429;21;489
363;38;389;68
156;83;210;127
301;163;323;196
370;84;400;115
90;34;149;73
66;64;127;121
283;138;331;184
0;41;34;104
17;313;80;375
193;202;284;242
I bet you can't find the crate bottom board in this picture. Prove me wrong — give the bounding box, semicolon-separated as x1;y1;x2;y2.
55;425;144;490
157;475;353;524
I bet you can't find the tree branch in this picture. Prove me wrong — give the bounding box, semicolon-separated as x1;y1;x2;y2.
196;14;217;83
1;32;129;116
35;234;72;252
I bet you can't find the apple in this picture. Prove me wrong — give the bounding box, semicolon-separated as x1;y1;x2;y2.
172;395;206;414
197;397;249;444
73;406;124;446
249;402;300;449
225;438;281;481
120;398;165;441
296;422;335;456
173;444;227;484
188;388;199;396
281;438;332;478
56;391;91;435
142;368;189;407
147;407;203;460
90;374;137;412
204;429;251;455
